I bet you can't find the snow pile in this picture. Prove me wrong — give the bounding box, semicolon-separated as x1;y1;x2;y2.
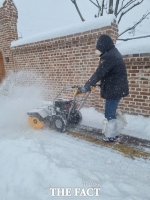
0;71;44;135
11;14;116;47
81;107;150;141
116;37;150;55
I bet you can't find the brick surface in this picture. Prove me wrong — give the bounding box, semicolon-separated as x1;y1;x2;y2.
0;0;18;76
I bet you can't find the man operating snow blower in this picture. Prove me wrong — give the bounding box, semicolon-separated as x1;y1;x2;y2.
81;34;129;142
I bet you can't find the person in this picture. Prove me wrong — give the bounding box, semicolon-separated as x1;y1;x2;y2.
81;34;129;142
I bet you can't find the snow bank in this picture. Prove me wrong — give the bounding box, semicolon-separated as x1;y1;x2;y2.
81;107;150;141
116;37;150;55
11;14;116;47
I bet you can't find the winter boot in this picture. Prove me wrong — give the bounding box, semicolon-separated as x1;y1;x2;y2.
102;110;127;142
103;135;119;142
102;118;121;142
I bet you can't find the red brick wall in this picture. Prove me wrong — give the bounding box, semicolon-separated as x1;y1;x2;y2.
11;21;118;107
0;0;18;76
10;23;150;117
120;53;150;117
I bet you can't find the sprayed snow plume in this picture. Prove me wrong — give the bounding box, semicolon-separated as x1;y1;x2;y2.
0;71;44;134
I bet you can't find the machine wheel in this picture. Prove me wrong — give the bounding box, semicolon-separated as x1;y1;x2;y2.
69;110;82;125
28;116;44;129
53;115;66;132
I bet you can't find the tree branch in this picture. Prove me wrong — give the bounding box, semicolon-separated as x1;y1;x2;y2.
118;12;150;37
118;0;144;24
123;0;136;9
89;0;99;8
108;0;113;14
117;35;150;41
96;0;102;17
89;0;102;17
101;0;105;16
114;0;119;17
96;0;101;8
71;0;85;21
117;0;136;16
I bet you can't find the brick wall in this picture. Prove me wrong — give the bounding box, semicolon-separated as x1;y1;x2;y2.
120;53;150;117
9;23;150;117
0;0;18;76
11;21;118;109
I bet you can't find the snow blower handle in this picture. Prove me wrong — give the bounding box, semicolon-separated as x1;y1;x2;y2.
73;87;84;95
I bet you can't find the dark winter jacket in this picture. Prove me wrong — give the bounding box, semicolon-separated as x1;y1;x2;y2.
84;34;129;99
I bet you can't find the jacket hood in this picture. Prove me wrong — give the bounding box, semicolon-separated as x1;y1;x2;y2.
96;34;115;53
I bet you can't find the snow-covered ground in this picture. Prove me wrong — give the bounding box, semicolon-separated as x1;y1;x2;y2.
81;107;150;141
0;72;150;200
1;129;150;200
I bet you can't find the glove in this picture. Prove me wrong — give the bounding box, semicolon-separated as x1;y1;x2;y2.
81;86;87;92
84;81;91;91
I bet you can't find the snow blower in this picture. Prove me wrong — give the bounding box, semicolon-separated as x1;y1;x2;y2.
27;85;97;132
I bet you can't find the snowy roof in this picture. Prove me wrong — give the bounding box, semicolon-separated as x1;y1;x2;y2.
11;14;116;47
116;37;150;55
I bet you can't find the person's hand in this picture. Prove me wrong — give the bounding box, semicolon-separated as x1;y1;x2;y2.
81;86;87;92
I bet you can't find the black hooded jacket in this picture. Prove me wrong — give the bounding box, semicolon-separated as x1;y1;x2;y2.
84;34;129;99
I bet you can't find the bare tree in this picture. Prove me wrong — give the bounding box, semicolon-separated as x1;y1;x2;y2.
117;0;144;24
89;0;103;17
118;12;150;37
71;0;85;21
114;0;119;16
108;0;113;14
71;0;150;39
101;0;105;16
117;34;150;41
